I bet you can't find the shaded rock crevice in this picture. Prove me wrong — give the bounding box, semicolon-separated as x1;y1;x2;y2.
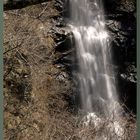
104;0;136;113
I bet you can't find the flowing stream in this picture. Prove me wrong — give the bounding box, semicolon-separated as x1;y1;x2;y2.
67;0;124;134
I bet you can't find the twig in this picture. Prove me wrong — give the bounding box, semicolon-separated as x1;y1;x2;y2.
36;4;48;18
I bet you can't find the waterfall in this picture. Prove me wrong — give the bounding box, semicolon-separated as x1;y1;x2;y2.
66;0;125;138
68;0;123;119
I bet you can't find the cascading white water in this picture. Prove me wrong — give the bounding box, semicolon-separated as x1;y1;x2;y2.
67;0;125;138
68;0;122;118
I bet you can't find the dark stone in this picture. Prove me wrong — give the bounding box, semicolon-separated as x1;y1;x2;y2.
4;0;51;10
105;0;136;113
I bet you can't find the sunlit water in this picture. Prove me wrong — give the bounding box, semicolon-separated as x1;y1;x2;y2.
67;0;124;138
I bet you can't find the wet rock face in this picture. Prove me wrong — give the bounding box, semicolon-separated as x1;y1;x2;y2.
104;0;136;113
55;0;136;113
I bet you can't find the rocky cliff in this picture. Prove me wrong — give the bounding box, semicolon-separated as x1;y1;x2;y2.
4;0;136;139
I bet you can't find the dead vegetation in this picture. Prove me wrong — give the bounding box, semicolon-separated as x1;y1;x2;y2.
38;109;136;140
4;1;71;139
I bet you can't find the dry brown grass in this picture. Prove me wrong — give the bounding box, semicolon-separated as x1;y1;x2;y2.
3;1;69;140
